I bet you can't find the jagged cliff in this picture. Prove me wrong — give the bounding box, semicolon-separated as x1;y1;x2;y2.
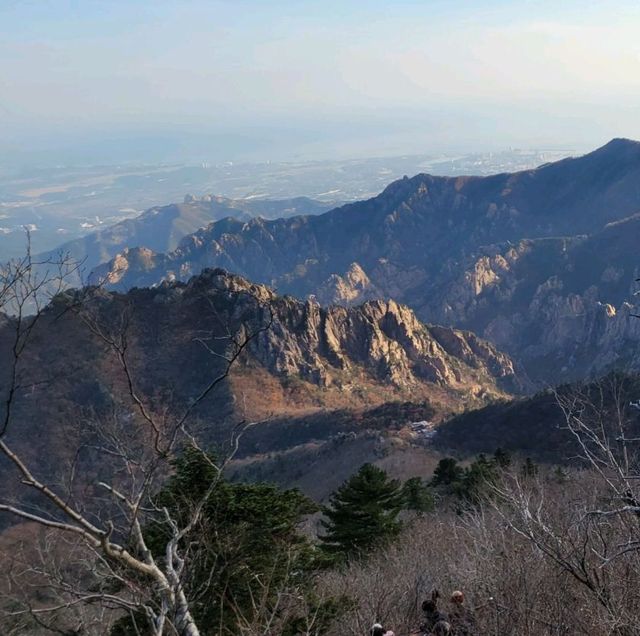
74;266;522;405
413;214;640;382
167;269;521;401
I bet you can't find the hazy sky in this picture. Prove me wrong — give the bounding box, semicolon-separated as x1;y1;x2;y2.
1;0;640;163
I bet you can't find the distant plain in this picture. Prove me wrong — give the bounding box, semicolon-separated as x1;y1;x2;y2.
0;147;574;259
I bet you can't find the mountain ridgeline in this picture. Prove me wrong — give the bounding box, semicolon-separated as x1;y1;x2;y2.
37;194;333;286
91;139;640;383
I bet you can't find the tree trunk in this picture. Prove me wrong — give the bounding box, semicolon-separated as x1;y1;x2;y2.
175;589;200;636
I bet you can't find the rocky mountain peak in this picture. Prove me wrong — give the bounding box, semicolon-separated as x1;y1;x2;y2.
315;262;378;306
246;279;522;397
88;266;523;401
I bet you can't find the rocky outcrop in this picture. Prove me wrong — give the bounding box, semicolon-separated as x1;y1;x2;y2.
178;270;521;397
97;247;160;286
315;263;380;305
419;216;640;382
252;295;518;393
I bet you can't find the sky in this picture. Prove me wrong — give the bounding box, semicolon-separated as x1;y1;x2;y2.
1;0;640;164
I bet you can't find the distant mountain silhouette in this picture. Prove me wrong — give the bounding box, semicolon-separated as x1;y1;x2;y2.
36;194;332;285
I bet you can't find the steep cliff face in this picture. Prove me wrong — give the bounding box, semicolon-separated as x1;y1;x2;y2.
176;270;521;401
250;294;518;395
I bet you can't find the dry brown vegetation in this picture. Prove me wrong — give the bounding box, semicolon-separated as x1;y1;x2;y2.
316;466;640;635
3;245;640;635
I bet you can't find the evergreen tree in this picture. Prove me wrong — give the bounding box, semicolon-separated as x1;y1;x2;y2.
401;476;434;513
457;453;498;503
320;464;403;558
431;457;464;486
521;456;539;478
111;447;319;635
554;465;568;483
493;447;512;469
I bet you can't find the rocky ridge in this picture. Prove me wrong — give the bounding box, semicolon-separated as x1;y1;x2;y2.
168;269;521;400
92;139;640;294
37;194;332;287
0;268;521;513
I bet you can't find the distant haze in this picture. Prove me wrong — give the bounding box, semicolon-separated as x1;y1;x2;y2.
1;1;639;165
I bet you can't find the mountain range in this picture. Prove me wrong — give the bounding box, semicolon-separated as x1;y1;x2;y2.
4;139;640;506
89;138;640;383
36;194;332;286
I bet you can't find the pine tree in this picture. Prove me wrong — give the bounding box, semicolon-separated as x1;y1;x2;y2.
457;453;498;503
554;465;567;483
320;464;403;558
493;447;512;469
431;457;464;486
521;456;538;478
402;476;434;513
111;448;319;635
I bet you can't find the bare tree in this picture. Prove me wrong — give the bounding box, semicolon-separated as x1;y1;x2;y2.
486;376;640;634
0;248;273;635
